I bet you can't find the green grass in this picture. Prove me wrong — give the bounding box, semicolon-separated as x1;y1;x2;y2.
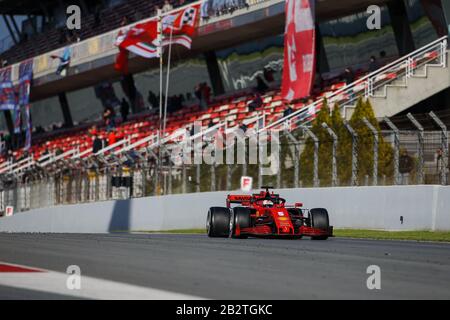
334;229;450;242
135;229;450;242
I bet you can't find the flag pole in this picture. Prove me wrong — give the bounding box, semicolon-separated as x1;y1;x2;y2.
157;8;163;195
162;26;174;136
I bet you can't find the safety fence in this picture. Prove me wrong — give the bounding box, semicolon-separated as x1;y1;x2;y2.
1;119;448;215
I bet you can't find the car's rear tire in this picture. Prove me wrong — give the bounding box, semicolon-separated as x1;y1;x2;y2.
230;207;252;239
310;208;329;240
207;207;230;238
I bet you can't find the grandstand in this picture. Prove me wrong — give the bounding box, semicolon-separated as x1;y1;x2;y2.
0;0;180;63
0;0;449;211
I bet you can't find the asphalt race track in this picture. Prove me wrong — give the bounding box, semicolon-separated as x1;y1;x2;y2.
0;233;449;299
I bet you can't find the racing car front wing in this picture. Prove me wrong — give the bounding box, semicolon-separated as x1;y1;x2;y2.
237;225;333;238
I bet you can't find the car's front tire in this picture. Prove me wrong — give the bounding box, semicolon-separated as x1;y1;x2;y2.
310;208;330;240
207;207;230;238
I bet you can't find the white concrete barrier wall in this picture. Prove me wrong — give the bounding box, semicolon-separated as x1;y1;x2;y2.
0;186;449;233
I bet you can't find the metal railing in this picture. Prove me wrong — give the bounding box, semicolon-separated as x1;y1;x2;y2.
0;107;265;180
0;155;34;175
260;36;449;134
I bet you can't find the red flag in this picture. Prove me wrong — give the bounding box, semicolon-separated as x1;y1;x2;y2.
114;4;200;74
161;4;200;49
114;48;129;74
281;0;316;102
115;20;159;59
163;4;200;35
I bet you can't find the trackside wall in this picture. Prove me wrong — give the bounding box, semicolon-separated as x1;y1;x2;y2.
0;186;449;233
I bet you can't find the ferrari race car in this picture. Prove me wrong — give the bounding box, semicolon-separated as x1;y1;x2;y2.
207;187;333;240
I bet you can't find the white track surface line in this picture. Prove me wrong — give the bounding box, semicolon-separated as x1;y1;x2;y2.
0;262;204;300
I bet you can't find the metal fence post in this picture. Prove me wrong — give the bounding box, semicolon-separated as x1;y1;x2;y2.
430;111;449;185
384;117;400;185
226;164;232;190
258;161;263;188
95;170;100;201
322;123;338;187
47;175;52;207
182;162;187;194
168;162;173;195
77;170;83;203
258;140;263;188
163;150;172;195
155;147;160;196
258;139;262;188
13;178;19;212
163;171;167;195
152;165;158;196
276;154;281;189
302;126;319;187
84;170;89;202
362;117;378;186
106;168;112;200
23;179;28;211
196;164;201;193
407;113;424;184
344;121;358;186
242;138;248;177
141;168;147;196
210;161;216;192
54;174;59;205
284;130;300;188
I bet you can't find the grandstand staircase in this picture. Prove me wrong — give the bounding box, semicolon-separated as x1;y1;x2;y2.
371;58;449;117
343;38;450;120
343;49;450;119
262;36;449;134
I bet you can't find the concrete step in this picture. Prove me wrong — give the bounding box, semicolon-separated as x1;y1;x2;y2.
389;78;408;86
370;53;450;118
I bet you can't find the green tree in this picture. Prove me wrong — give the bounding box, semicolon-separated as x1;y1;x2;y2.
331;103;353;185
349;97;393;184
297;97;394;187
299;98;333;186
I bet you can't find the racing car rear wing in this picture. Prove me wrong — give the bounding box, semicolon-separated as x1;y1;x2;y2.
226;195;253;207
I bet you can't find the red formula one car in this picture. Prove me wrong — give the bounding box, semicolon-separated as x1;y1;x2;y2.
207;187;333;240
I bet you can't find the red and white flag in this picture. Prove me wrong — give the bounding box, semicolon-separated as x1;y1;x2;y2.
161;3;200;49
281;0;316;102
115;20;159;61
114;21;159;73
114;4;200;74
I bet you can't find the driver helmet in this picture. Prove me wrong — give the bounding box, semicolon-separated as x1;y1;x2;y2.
262;199;274;207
